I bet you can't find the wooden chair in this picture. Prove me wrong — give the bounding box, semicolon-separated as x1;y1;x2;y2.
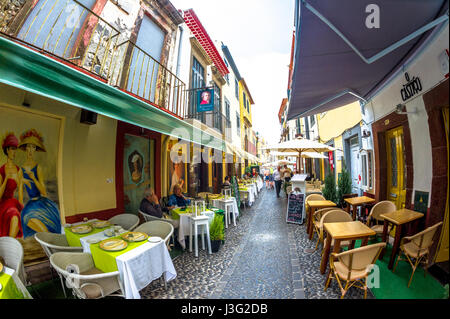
325;242;386;299
319;209;353;255
312;207;342;251
393;222;443;287
50;252;124;299
366;200;396;239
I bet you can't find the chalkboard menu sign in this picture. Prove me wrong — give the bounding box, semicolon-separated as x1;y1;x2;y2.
286;192;305;225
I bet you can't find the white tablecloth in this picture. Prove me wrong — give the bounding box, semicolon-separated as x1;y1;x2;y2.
116;240;177;299
3;266;33;299
256;178;264;192
212;197;239;220
244;184;257;205
79;229;128;253
176;210;216;249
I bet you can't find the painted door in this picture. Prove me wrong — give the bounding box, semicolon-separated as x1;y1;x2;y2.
18;0;96;58
349;136;360;194
435;106;449;263
386;126;406;209
127;15;166;101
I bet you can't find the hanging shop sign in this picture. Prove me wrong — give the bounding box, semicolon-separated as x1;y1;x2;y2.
328;151;334;170
400;72;422;102
197;88;215;112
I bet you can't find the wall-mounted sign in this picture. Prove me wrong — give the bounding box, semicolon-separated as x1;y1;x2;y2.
197;88;214;112
400;72;422;102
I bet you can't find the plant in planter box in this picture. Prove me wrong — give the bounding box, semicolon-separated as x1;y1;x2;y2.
322;173;337;203
209;214;224;253
337;168;353;208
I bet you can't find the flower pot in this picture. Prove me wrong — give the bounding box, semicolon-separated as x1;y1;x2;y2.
211;240;221;253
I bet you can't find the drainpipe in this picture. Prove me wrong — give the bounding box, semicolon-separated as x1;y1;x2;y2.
176;25;184;78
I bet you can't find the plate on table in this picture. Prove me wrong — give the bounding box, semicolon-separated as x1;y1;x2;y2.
87;238;102;244
70;224;92;234
148;236;162;243
91;220;111;229
120;232;148;242
99;238;128;252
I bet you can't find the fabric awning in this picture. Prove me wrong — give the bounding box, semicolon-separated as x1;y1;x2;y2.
0;36;225;152
287;0;449;120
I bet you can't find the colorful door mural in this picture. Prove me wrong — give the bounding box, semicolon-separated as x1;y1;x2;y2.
0;105;62;239
386;126;406;209
123;134;154;215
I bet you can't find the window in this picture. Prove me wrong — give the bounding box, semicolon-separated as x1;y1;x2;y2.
243;92;247;111
310;115;315;127
235;79;239;99
236;112;240;131
360;150;374;190
225;98;230;119
213;81;221;110
191;57;205;89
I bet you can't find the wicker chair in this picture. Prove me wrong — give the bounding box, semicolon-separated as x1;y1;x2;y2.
305;194;326;218
50;252;124;299
325;242;386;299
108;214;139;231
366;201;396;239
0;236;27;285
34;232;84;298
312;208;345;251
138;210;178;248
393;221;443;287
319;209;353;255
134;221;174;251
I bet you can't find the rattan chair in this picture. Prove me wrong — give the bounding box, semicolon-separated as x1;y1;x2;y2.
393;221;443;287
50;252;124;299
305;194;326;216
138;210;178;248
34;232;84;298
319;209;353;254
134;220;174;251
312;208;345;251
325;242;386;299
0;236;27;285
108;213;139;231
366;200;396;238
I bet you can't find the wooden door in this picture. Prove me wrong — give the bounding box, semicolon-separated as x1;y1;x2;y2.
386;126;406;208
435;106;449;263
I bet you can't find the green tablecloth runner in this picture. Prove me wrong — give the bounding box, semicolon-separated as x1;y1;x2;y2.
90;236;149;273
65;223;111;247
0;272;24;299
171;207;224;220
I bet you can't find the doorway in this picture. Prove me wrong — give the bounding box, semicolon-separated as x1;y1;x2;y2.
386;126;406;209
349;136;361;194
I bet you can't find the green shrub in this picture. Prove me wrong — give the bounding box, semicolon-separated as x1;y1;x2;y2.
337;168;353;207
209;214;224;241
322;173;337;203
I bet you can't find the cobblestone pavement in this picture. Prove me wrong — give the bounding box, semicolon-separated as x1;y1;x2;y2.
140;187;373;299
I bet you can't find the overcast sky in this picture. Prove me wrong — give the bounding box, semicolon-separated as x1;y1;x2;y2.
170;0;295;145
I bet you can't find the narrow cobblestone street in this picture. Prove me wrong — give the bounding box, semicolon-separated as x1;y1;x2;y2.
141;187;372;299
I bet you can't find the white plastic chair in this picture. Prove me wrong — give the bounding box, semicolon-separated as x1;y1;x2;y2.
138;210;177;248
0;236;27;285
50;252;124;299
134;220;174;250
108;213;139;231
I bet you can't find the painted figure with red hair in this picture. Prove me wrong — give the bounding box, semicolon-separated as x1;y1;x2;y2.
0;132;24;237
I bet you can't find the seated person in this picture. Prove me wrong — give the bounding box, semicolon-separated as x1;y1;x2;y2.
140;187;164;218
222;175;231;188
167;184;191;209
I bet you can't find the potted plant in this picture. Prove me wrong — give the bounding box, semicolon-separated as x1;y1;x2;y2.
209;214;224;253
337;168;353;208
322;173;337;203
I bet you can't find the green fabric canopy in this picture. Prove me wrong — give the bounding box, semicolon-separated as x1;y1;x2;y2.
0;36;225;151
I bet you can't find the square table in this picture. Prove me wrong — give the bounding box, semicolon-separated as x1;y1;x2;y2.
63;220;111;247
307;200;337;240
344;196;376;221
320;221;376;274
379;208;424;269
212;195;240;227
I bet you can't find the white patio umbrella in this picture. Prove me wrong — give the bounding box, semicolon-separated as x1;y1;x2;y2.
265;138;334;173
301;152;328;159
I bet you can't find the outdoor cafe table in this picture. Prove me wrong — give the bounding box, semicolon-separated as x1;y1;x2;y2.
0;265;32;299
171;207;224;249
239;184;256;205
379;208;424;269
320;221;376;274
307;200;337;240
211;195;240;226
64;221;177;299
344;196;376;220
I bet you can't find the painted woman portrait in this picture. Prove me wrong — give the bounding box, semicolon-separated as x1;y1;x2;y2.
0;132;24;238
18;129;61;238
128;151;143;184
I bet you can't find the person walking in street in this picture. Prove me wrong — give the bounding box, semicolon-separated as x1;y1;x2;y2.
273;166;282;198
283;165;292;183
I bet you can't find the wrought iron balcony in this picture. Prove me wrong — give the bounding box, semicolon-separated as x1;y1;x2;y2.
0;0;120;80
109;40;187;118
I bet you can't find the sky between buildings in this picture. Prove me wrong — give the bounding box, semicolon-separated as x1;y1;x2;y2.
170;0;295;145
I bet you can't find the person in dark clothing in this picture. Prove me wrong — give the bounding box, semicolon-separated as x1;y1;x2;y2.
139;188;163;218
222;175;231;188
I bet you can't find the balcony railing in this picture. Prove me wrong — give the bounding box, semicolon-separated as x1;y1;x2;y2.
0;0;120;80
109;40;187;118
